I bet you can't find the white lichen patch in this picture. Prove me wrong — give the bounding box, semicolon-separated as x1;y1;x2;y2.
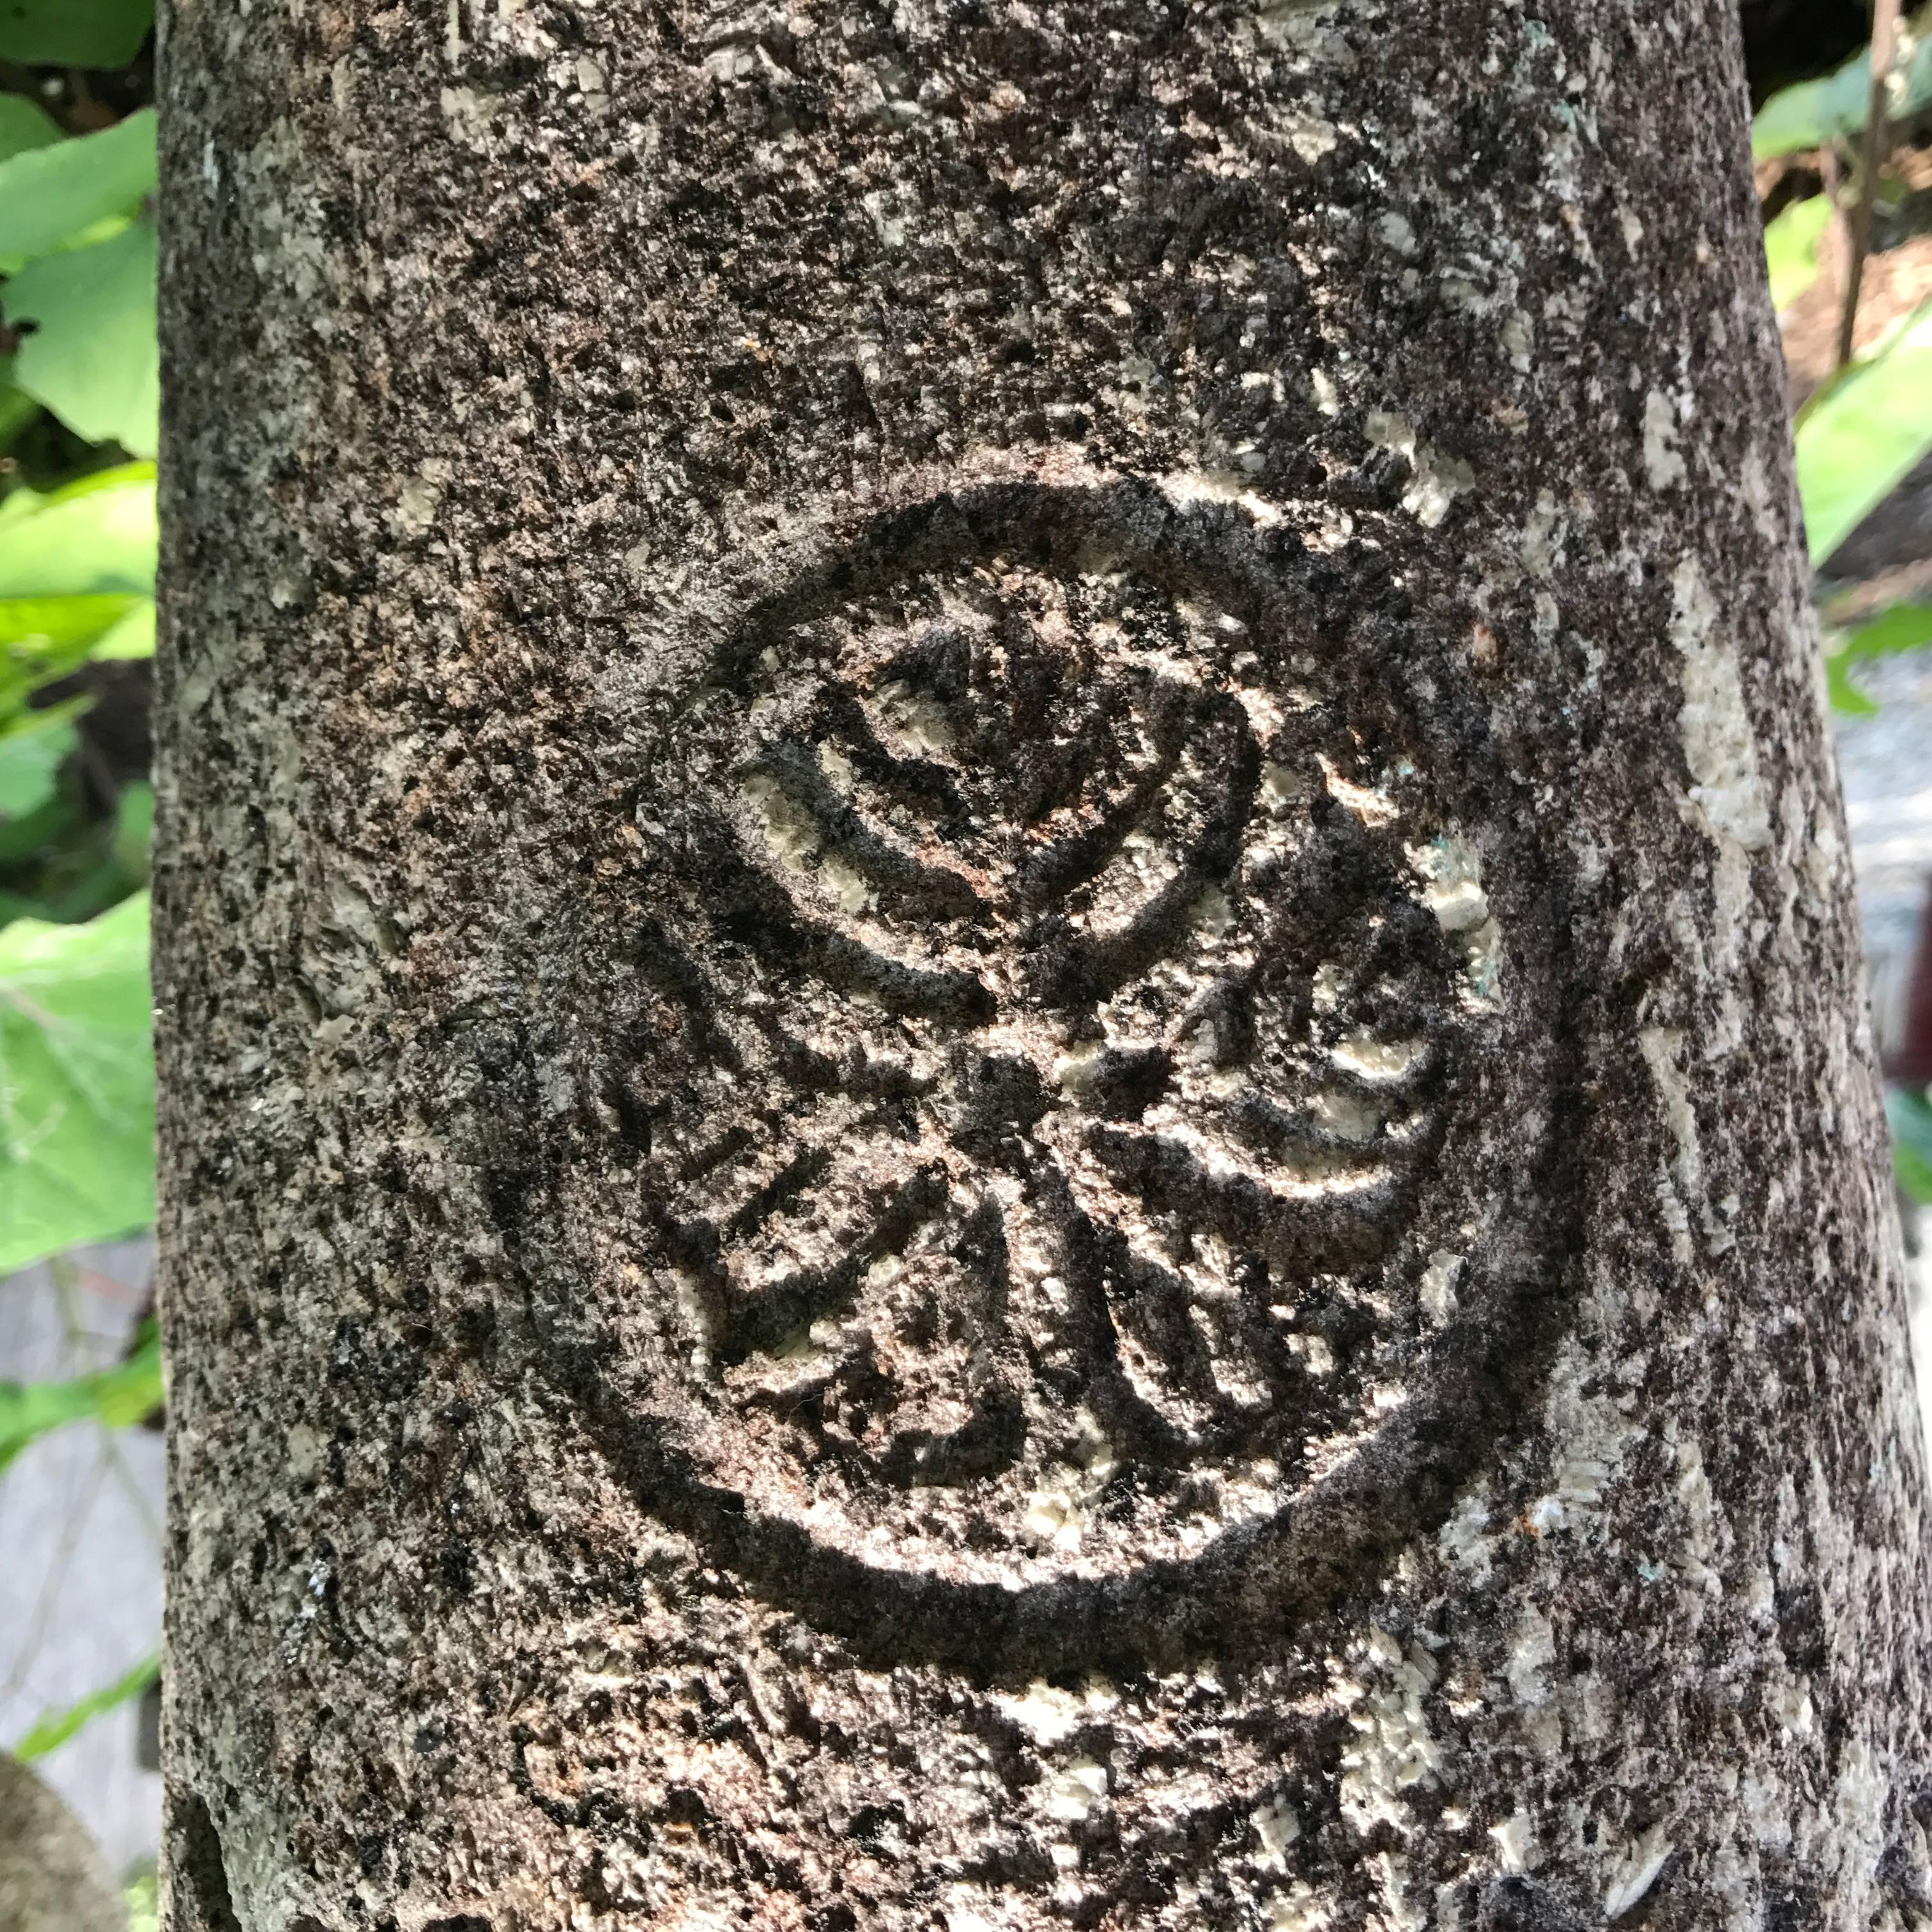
1404;447;1475;528
1505;1603;1554;1709
989;1679;1120;1747
741;772;820;872
1643;387;1686;491
1602;1823;1673;1919
1524;1332;1639;1535
439;83;504;147
1266;1883;1333;1931
1261;759;1308;809
1673;1431;1721;1595
1419;1249;1464;1328
1039;1758;1109;1823
1490;1810;1537;1873
1638;1025;1701;1264
1254;1794;1302;1862
1365;408;1414;456
394;470;443;534
1310;1086;1381;1144
1406;832;1503;1008
1280;111;1338;162
285;1422;323;1482
874;678;957;755
1439;1481;1496;1582
572;52;610;113
1190;883;1236;937
1666;556;1770;852
1377;210;1417;256
1520;489;1565;578
1500;308;1533;372
1364;410;1474;525
1020;1414;1118;1552
1052;1041;1105;1094
819;851;875;915
1285;1331;1336;1375
1162;465;1287;527
942;1889;1011;1932
1336;1633;1442;1832
1331;1029;1427;1079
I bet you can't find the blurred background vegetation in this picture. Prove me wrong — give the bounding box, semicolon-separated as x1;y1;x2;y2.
0;0;1930;1922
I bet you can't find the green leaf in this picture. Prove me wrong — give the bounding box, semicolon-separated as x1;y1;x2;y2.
1795;300;1932;565
89;595;153;659
0;464;155;599
1754;47;1876;159
0;595;142;726
0;1331;160;1482
0;0;153;67
0;594;142;648
0;795;74;870
0;111;155;265
125;1868;159;1932
0;707;78;818
0;893;153;1275
1888;1085;1932;1206
1765;194;1833;312
11;1652;159;1763
111;779;151;880
5;217;158;456
1751;39;1932;161
0;363;42;452
1823;602;1932;715
0;96;62;167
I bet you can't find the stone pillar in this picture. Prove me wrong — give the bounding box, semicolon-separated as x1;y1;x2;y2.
155;0;1932;1924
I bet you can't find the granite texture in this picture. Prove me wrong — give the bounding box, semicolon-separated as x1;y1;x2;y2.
155;0;1932;1925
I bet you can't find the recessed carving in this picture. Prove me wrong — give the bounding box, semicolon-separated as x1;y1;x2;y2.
568;480;1557;1652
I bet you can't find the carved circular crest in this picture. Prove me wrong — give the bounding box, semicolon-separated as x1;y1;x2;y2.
574;480;1556;1643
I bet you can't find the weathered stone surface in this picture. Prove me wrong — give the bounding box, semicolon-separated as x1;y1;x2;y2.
155;0;1932;1926
0;1753;126;1932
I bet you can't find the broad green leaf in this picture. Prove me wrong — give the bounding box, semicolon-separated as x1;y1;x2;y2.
0;893;154;1275
0;0;152;68
6;217;158;456
1887;1085;1932;1206
1752;40;1932;160
90;596;153;659
0;363;41;451
0;594;142;648
0;111;155;264
1795;301;1932;565
0;707;78;818
0;96;61;167
0;1332;160;1482
0;795;74;869
0;464;155;599
111;780;151;881
0;597;142;723
12;1652;158;1761
1754;48;1876;159
1765;194;1832;312
1824;602;1932;714
125;1869;159;1932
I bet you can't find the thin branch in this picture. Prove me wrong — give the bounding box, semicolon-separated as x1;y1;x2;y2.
1838;0;1906;371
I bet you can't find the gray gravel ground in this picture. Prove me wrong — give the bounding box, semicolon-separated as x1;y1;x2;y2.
0;1240;162;1886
